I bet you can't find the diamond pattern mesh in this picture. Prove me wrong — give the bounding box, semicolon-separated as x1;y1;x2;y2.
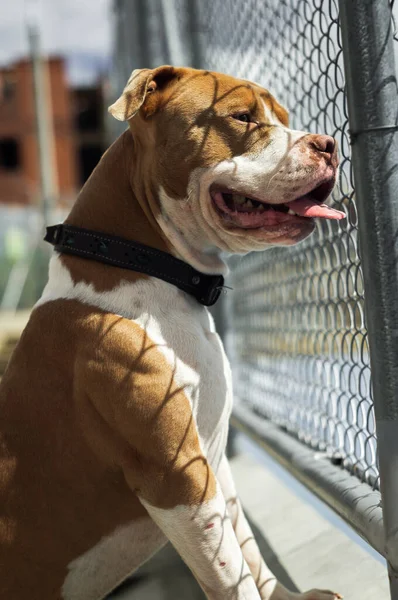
193;0;380;488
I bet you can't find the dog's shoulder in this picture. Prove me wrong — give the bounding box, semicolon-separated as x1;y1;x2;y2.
68;306;219;508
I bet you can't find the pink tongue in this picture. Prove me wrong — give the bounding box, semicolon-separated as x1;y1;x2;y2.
286;198;346;220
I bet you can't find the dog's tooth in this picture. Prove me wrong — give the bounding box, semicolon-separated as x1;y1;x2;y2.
245;199;253;208
288;208;296;215
258;204;265;212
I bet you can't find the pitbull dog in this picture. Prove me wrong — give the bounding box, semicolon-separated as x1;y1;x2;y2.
0;66;343;600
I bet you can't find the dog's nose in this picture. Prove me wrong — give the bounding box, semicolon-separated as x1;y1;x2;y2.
307;134;336;157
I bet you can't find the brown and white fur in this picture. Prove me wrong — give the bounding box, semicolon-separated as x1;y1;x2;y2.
0;66;342;600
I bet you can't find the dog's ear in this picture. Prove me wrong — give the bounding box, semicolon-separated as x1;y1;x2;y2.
108;65;176;122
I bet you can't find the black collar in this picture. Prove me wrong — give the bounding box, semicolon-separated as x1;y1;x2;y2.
44;224;226;307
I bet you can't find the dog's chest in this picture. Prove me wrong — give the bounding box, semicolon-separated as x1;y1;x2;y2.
39;257;233;468
129;284;233;467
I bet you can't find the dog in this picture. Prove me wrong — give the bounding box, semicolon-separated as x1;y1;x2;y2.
0;66;343;599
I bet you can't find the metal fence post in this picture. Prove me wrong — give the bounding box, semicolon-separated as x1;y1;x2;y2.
338;1;398;595
27;20;58;226
186;0;204;69
159;0;186;65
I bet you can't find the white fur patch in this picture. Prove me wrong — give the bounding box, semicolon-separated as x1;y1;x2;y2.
192;125;312;207
217;455;278;599
141;484;261;599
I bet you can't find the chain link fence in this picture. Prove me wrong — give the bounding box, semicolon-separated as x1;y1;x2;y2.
192;0;379;489
110;0;398;589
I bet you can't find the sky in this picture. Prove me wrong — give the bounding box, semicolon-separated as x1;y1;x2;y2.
0;0;112;85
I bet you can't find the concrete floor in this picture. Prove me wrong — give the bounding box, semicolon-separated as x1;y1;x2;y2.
108;451;390;599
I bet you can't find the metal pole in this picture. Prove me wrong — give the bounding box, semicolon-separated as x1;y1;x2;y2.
186;0;203;69
159;0;186;65
27;22;57;226
338;1;398;596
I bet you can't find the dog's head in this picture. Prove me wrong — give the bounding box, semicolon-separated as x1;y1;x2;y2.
109;66;343;271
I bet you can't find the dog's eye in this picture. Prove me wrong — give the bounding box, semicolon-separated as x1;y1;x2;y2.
233;113;251;123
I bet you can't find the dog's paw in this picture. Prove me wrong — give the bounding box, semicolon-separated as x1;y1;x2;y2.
268;582;343;600
270;587;343;600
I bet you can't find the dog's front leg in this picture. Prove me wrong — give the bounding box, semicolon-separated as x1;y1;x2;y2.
140;480;261;599
217;454;281;599
82;324;261;599
217;455;341;600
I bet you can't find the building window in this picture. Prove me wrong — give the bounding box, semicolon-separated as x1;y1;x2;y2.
3;78;16;102
0;138;21;170
0;75;16;103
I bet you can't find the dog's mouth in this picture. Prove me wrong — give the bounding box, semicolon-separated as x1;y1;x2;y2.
210;179;345;230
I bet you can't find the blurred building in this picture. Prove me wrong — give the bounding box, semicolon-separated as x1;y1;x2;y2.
0;57;108;309
0;57;77;206
0;57;107;207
